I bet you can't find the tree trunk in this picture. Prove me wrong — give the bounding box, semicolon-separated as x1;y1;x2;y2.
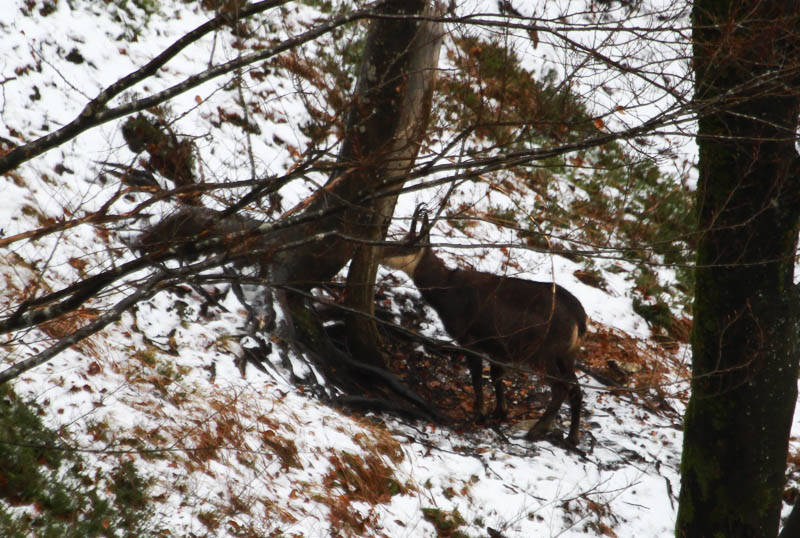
676;2;800;536
136;2;442;377
342;4;443;366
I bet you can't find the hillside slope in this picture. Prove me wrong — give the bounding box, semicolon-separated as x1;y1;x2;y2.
2;1;797;536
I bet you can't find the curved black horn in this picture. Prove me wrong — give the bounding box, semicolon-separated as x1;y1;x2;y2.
409;203;428;239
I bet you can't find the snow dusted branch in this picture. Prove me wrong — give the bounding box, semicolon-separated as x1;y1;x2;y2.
0;247;257;384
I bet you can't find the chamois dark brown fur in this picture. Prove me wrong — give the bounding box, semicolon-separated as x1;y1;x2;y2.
379;211;587;444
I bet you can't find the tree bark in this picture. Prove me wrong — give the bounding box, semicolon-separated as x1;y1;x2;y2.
342;3;443;366
136;2;442;377
676;2;800;537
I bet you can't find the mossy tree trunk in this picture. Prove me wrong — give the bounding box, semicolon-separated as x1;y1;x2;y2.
676;2;800;536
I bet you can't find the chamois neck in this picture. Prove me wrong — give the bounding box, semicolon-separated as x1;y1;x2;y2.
409;248;451;284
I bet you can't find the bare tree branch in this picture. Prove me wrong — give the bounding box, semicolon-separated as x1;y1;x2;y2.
0;0;390;175
0;268;173;384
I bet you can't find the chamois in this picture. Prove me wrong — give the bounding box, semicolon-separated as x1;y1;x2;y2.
378;209;587;444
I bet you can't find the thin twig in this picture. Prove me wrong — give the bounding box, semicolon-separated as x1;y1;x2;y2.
0;270;172;384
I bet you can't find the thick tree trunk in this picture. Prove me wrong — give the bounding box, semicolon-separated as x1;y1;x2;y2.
676;2;800;537
138;1;440;290
342;5;443;366
270;0;434;289
137;2;442;376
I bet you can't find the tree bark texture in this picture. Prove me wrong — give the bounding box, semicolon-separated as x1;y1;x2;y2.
676;2;800;537
268;0;434;289
342;2;443;366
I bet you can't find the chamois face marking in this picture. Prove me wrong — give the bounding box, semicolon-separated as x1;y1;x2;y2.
381;250;424;277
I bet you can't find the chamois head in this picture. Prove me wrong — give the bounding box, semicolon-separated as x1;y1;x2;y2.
378;205;433;276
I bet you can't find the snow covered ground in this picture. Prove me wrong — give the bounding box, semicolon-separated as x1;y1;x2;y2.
0;1;796;536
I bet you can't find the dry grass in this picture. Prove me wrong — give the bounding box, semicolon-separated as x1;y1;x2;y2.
319;449;405;537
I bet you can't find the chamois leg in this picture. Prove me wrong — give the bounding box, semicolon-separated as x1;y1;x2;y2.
489;362;507;420
525;382;569;440
524;359;570;441
468;355;485;421
566;369;582;445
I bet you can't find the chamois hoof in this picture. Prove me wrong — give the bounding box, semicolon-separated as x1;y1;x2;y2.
566;431;581;447
523;424;553;442
490;408;508;422
525;426;583;453
526;428;578;449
